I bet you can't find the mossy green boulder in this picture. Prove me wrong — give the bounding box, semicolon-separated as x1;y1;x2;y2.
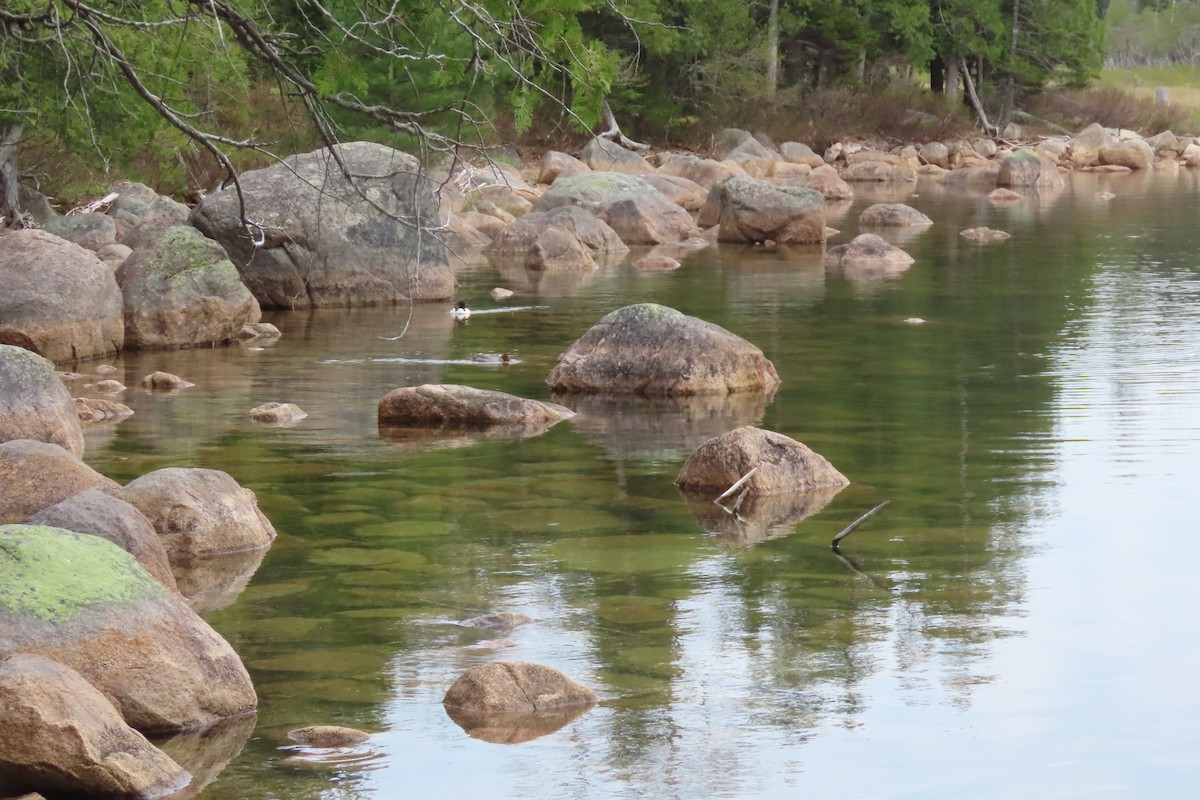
115;225;261;350
0;524;257;733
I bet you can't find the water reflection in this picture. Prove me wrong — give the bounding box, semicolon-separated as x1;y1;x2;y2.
66;171;1200;798
681;485;845;543
558;391;774;463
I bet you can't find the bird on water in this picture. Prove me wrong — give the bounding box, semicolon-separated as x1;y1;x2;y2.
450;301;471;320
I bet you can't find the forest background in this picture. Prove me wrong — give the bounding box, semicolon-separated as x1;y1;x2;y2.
1;0;1199;216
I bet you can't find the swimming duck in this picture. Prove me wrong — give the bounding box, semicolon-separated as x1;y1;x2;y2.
450;301;471;320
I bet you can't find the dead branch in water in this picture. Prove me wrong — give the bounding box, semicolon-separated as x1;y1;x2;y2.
714;466;758;504
830;501;890;552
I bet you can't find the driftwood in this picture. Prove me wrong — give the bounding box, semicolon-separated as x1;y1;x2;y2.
597;100;650;151
714;466;758;504
830;500;889;551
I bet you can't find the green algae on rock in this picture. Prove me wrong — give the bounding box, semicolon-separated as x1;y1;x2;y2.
0;524;166;624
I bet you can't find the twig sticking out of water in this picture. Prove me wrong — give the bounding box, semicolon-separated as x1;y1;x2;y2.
831;501;890;552
714;467;758;505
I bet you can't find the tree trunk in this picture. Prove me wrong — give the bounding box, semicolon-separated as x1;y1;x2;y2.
930;55;945;94
959;57;994;135
946;56;961;101
0;123;23;230
766;0;779;104
998;0;1020;130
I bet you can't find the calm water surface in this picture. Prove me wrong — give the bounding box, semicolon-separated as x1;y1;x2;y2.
77;170;1200;799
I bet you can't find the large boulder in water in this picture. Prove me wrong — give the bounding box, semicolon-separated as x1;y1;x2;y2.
0;345;85;456
547;304;781;397
190;141;454;308
0;653;190;799
488;206;628;268
117;226;261;350
715;176;826;244
675;426;849;497
0;524;257;733
0;439;119;524
0;230;124;362
997;150;1065;188
858;203;933;227
120;468;276;562
824;234;914;277
535;173;699;245
378;384;575;433
27;487;178;592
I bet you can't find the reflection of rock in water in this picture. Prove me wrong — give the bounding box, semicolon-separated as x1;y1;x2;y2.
682;485;844;544
444;703;594;745
151;714;256;799
488;253;623;298
558;391;773;463
378;423;561;451
174;546;268;613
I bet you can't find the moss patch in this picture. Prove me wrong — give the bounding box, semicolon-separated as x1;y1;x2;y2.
0;524;166;623
0;344;61;396
602;303;684;326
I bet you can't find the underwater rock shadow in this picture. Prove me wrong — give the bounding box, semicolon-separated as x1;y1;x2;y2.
444;702;594;745
681;484;846;544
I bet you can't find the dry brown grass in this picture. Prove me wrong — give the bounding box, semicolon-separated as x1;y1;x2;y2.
1031;86;1200;135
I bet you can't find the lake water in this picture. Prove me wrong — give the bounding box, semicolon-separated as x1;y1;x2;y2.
75;168;1200;799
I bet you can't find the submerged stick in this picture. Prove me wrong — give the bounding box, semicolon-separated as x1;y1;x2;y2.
714;467;758;504
830;501;890;551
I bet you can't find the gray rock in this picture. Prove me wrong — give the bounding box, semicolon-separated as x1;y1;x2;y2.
43;212;117;251
859;203;933;227
0;345;85;456
997;150;1064;188
536;173;698;245
0;230;124;363
378;384;575;432
715;176;826;245
580;138;654;174
547;303;781;397
190;142;454;308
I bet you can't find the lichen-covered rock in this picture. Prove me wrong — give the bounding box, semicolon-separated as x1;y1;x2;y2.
190;142;454;308
675;426;849;497
998;150;1065;188
640;174;708;211
547;303;781;397
379;384;574;432
536;173;698;245
781;164;854;201
0;654;191;799
443;661;597;716
0;346;85;456
824;234;914;276
0;230;124;363
120;468;276;561
858;203;933;227
27;487;177;591
715;176;825;245
0;524;257;733
580;138;654;174
116;196;191;250
722;138;782;179
116;226;260;350
0;439;118;524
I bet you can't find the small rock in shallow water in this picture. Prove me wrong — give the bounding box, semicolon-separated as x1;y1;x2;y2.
248;402;307;423
960;226;1011;242
94;364;119;375
988;188;1023;203
287;726;371;747
76;397;134;422
94;379;126;394
490;287;515;300
140;371;194;390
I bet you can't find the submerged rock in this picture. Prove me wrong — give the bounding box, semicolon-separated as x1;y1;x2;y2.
443;661;597;716
75;397;134;422
378;384;574;432
248;402;307;424
140;371;195;390
548;304;781;397
459;612;533;631
824;234;914;276
960;227;1011;242
287;726;371;747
